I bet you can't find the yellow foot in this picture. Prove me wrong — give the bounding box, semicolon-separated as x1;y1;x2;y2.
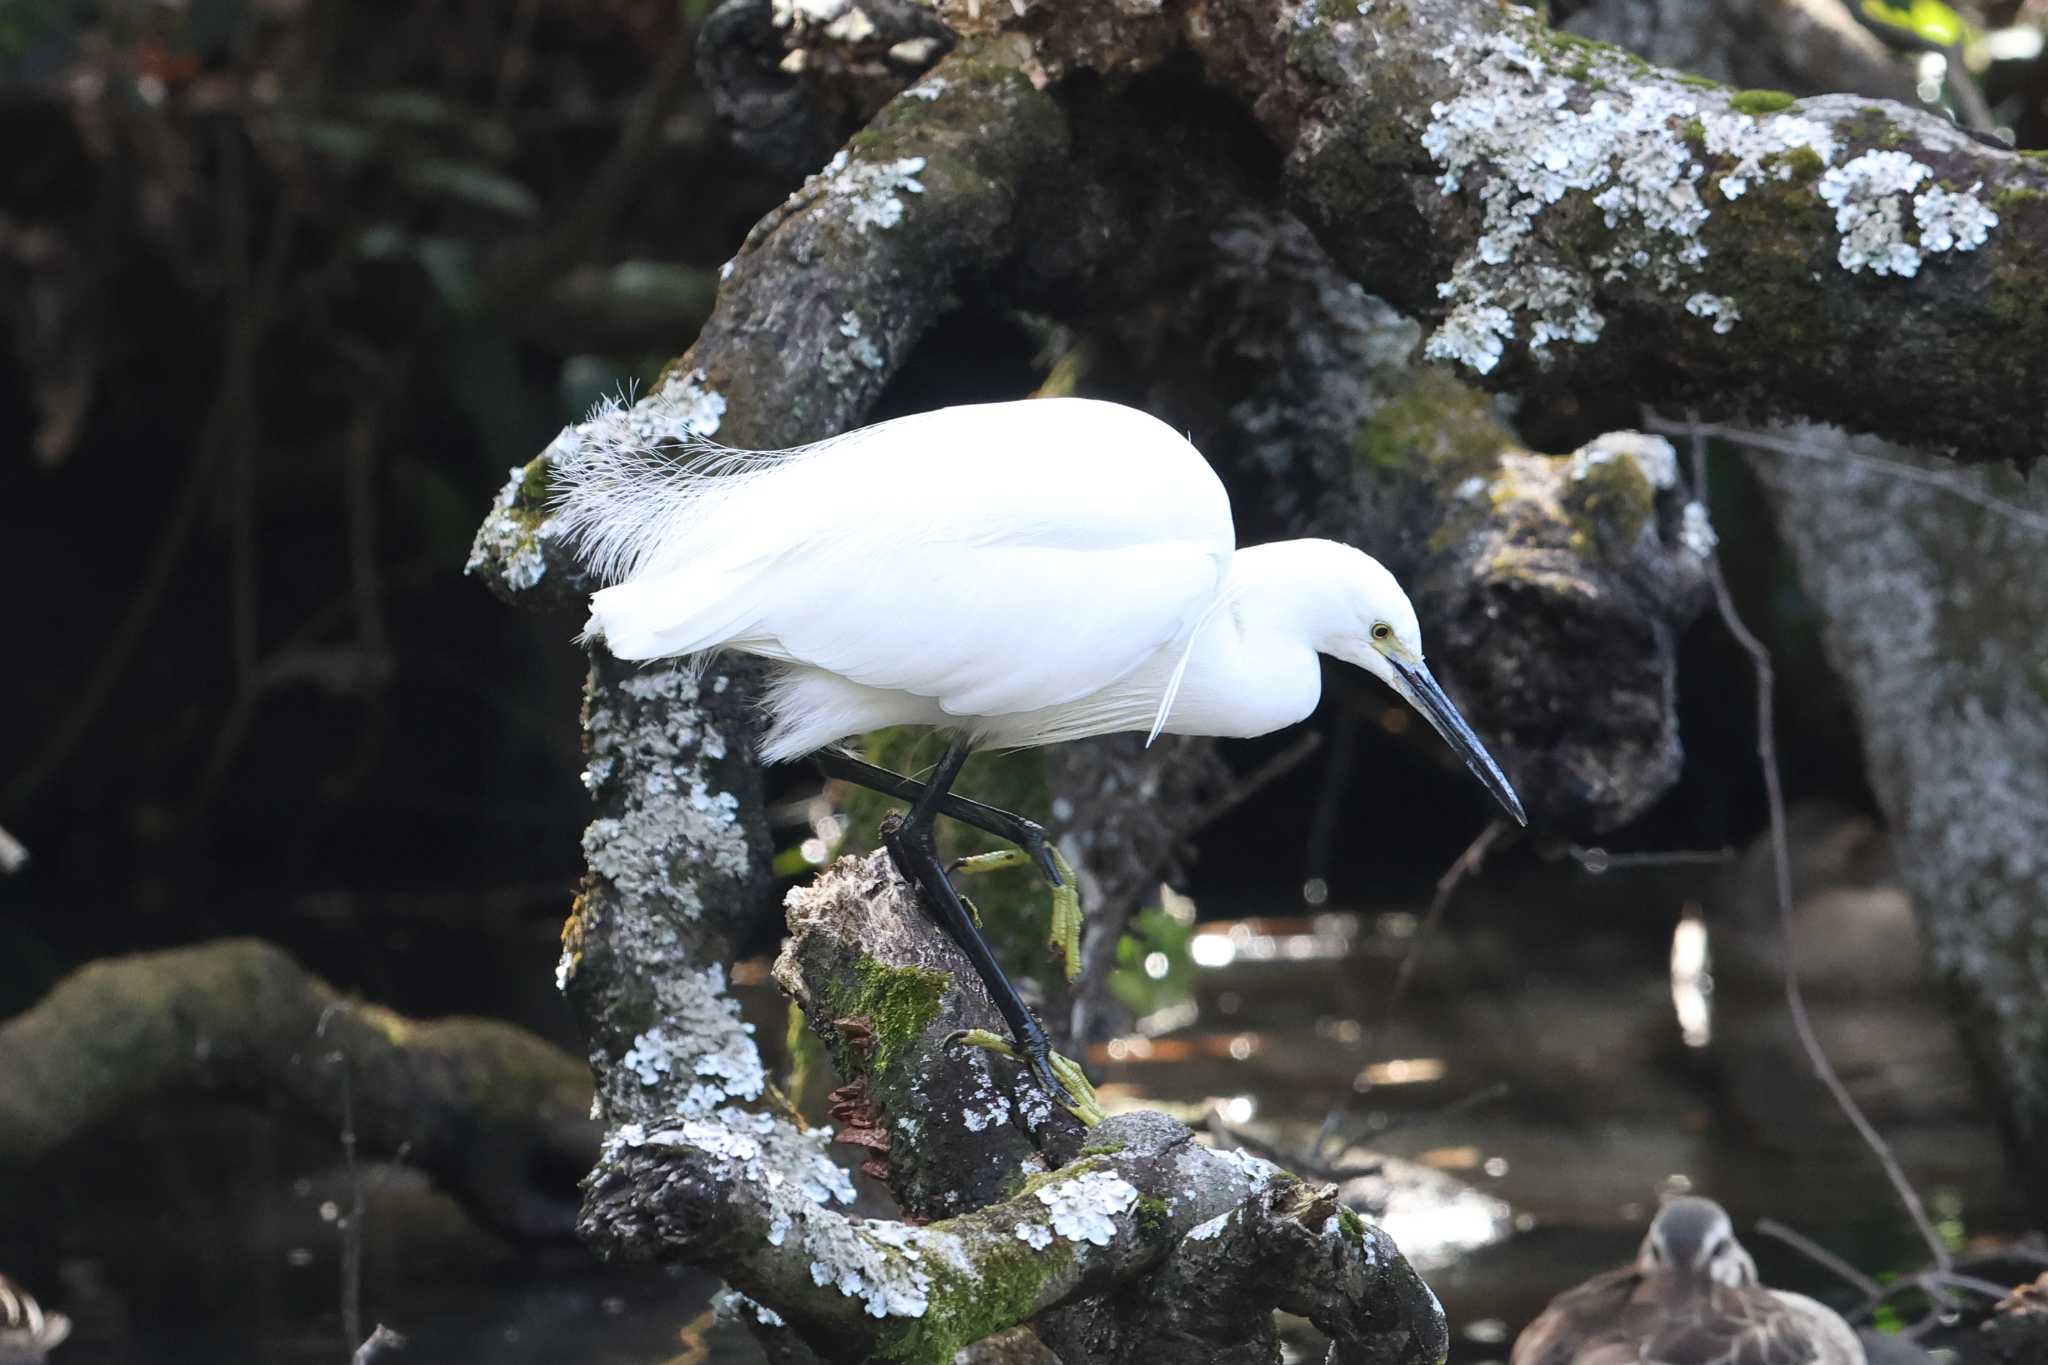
950;845;1083;983
949;1028;1106;1126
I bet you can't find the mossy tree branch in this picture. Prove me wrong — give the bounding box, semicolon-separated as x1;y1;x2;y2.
0;939;597;1242
940;0;2048;467
575;852;1448;1364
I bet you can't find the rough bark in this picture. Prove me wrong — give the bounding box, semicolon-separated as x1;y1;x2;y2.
469;0;2048;1345
1746;431;2048;1220
576;852;1448;1364
1571;0;2048;1227
937;0;2048;467
1557;0;1922;107
1111;205;1711;833
0;939;596;1241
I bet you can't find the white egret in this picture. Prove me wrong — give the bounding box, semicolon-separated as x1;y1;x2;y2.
554;396;1523;1103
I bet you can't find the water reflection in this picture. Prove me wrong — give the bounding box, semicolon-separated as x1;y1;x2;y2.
4;866;2016;1364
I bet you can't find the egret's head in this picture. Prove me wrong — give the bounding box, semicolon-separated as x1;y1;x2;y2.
1638;1198;1757;1286
1314;544;1525;827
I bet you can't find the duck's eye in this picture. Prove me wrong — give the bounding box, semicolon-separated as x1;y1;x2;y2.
1371;622;1394;644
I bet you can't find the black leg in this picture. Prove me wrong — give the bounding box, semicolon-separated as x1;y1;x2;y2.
816;747;1062;886
874;737;1076;1109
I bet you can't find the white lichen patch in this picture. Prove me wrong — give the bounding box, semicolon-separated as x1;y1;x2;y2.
960;1067;1013;1133
1914;180;1997;254
1685;291;1741;335
1014;1220;1054;1250
599;1109;951;1324
822;310;890;390
798;148;927;234
805;1220;960;1319
1817;151;1996;276
465;464;557;589
904;73;947;100
1421;30;1714;370
1419;28;1997;368
1679;500;1718;556
1700;110;1838;200
1212;1147;1284;1187
771;0;845;24
1035;1170;1139;1246
1185;1211;1232;1242
1819;150;1928;276
621;1024;690;1086
581;664;755;927
1568;431;1678;490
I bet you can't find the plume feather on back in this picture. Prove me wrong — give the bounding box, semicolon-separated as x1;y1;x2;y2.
546;392;869;586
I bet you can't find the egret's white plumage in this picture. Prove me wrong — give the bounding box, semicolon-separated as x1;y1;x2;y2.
554;396;1521;821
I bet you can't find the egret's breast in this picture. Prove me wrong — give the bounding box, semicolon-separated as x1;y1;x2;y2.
1162;626;1322;741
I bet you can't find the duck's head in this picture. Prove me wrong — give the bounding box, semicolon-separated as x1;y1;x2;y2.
1638;1197;1758;1287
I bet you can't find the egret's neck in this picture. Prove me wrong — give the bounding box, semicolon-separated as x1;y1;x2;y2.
1225;540;1372;658
1155;543;1341;740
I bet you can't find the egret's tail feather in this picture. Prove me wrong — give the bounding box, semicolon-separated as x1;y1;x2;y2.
585;566;763;662
756;666;941;764
546;390;861;585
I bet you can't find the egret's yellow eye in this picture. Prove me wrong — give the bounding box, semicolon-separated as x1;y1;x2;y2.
1371;622;1394;644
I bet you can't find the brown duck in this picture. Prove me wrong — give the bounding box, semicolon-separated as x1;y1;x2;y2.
1512;1197;1865;1365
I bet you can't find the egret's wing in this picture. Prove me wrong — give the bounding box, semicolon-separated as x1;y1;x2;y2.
559;396;1233;581
577;396;1239;722
741;537;1225;718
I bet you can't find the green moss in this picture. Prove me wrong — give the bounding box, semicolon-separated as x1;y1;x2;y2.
1564;58;1590;82
1134;1194;1171;1239
1681;117;1707;147
1781;145;1825;179
1981;191;2048;328
516;455;552;505
1693;152;1831;345
840;956;950;1079
1673;72;1720;90
1561;451;1655;553
1352;369;1509;486
1986;255;2048;327
873;1231;1076;1364
1078;1140;1127;1157
1729;88;1795;115
1544;29;1612;57
1005;1157;1111;1203
1337;1206;1367;1239
1992;186;2048;215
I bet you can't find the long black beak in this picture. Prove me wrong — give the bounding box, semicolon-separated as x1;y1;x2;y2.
1393;659;1527;826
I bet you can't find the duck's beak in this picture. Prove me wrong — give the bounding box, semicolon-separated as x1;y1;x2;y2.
1390;659;1527;826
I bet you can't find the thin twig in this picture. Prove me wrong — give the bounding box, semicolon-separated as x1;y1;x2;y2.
1186;731;1325;834
1315;820;1512;1160
1754;1218;1882;1299
317;1004;369;1351
1943;41;1999;136
349;1324;407;1365
1646;415;2048;538
1558;844;1737;873
1205;1082;1509;1184
1689;428;1955;1282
